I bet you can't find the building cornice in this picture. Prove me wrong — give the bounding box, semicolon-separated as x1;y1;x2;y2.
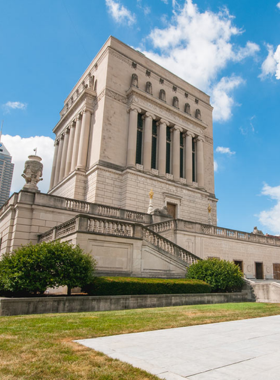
126;86;207;135
53;89;96;135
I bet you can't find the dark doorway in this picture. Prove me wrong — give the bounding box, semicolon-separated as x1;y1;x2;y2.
255;262;263;279
234;260;243;272
166;203;176;219
273;264;280;280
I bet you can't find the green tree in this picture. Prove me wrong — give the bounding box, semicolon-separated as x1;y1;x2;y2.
0;241;96;296
186;258;244;292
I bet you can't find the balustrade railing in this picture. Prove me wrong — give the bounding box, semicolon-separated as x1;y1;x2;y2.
174;219;280;247
143;227;200;266
87;218;134;237
149;220;175;233
38;215;199;266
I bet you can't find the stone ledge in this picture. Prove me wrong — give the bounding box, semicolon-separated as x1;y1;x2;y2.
0;291;252;316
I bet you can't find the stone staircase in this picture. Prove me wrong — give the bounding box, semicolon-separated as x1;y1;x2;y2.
39;214;200;267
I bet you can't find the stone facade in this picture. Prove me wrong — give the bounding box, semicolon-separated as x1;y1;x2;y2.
1;36;280;282
49;36;217;225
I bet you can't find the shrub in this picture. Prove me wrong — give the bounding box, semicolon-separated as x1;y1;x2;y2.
82;276;211;295
0;241;96;296
186;258;244;292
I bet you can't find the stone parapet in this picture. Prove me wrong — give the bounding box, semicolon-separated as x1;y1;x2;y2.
150;219;280;248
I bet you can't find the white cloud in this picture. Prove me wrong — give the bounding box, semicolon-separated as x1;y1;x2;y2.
2;135;54;195
139;0;258;122
275;45;280;79
2;101;27;113
214;160;218;172
259;44;278;79
161;0;168;4
105;0;136;25
211;76;244;121
136;0;151;15
277;2;280;9
259;43;280;80
258;183;280;234
216;146;236;155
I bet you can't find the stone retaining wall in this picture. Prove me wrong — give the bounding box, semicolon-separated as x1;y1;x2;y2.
0;291;252;316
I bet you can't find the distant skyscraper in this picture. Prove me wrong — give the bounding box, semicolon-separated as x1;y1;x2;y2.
0;142;14;207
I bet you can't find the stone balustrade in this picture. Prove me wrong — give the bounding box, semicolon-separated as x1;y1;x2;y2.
38;215;199;266
174;220;280;247
142;227;200;266
149;220;175;233
87;218;134;237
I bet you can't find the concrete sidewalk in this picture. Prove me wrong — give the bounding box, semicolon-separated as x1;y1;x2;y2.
76;315;280;380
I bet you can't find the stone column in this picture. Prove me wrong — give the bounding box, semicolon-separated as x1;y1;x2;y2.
71;113;82;171
172;126;181;181
77;109;92;171
127;105;141;167
59;128;70;182
49;139;59;189
197;136;205;188
143;112;154;172
185;131;194;185
65;121;76;176
54;135;64;185
158;119;169;176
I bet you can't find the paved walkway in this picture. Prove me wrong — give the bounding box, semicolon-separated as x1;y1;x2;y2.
76;315;280;380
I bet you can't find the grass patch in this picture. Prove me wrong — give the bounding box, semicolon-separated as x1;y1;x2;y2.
1;302;280;379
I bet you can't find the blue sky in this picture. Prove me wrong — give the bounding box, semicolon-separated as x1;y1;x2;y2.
1;0;280;235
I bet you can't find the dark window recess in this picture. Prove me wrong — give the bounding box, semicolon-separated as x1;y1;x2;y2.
255;262;263;279
136;113;143;165
166;126;172;174
151;120;157;169
180;132;184;178
192;138;196;182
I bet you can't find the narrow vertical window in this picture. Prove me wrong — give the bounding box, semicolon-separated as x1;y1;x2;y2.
166;126;172;174
180;132;184;178
136;113;143;165
192;138;196;182
151;120;157;169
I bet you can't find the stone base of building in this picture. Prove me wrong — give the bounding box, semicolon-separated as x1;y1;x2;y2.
1;190;280;281
49;164;218;225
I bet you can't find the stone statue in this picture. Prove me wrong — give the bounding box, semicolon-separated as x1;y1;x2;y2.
131;73;138;87
184;103;190;114
152;206;171;217
252;226;264;235
22;154;43;192
147;189;154;214
173;96;179;108
159;89;166;101
208;204;212;225
146;81;152;95
195;109;201;120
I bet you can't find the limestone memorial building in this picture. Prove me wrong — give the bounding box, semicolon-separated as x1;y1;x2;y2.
1;37;280;281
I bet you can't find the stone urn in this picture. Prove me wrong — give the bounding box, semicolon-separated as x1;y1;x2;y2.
22;155;43;192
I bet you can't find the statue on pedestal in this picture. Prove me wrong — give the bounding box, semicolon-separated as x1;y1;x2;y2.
22;153;43;192
147;189;154;214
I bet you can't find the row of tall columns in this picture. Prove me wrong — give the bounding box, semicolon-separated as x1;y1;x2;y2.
126;106;205;188
49;109;92;190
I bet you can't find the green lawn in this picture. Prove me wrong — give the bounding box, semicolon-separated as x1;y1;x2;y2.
1;303;280;379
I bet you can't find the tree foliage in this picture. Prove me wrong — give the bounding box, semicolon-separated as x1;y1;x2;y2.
186;258;244;292
0;241;96;296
